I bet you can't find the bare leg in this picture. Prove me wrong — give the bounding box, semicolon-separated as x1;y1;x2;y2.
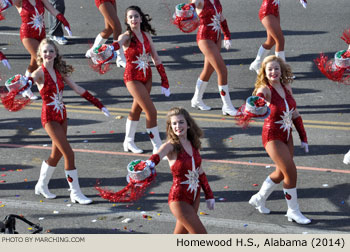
265;137;296;188
198;39;227;85
22;38;40;73
125;79;157;128
261;15;284;51
169;196;206;234
98;1;122;40
46;120;68;167
44;120;75;170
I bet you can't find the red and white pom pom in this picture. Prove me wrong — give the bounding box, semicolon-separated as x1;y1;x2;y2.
172;3;199;33
88;44;116;75
0;74;32;112
95;160;156;203
341;27;350;45
235;96;270;129
314;53;350;85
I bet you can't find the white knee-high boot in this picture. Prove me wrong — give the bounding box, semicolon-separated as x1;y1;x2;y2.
86;34;107;58
218;84;238;116
283;188;311;224
123;119;143;154
35;161;57;199
146;126;162;154
249;176;278;214
65;169;92;205
275;51;286;62
115;42;126;68
343;149;350;165
249;45;270;73
191;78;211;111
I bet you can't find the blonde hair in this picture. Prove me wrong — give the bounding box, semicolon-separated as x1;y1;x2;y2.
252;55;294;95
166;107;203;153
36;39;74;76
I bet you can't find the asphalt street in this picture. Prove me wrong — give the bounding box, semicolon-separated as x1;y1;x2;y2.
0;0;349;234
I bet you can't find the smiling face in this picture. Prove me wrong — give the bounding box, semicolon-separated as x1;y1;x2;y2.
170;114;188;138
126;9;142;29
265;60;281;84
40;43;56;63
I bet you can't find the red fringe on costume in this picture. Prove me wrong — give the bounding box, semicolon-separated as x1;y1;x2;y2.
95;173;157;203
0;12;5;21
314;54;350;85
0;86;32;112
341;27;350;44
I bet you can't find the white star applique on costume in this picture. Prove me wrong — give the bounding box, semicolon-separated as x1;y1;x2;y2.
275;99;294;141
181;157;200;201
132;44;150;78
208;11;221;40
47;84;64;119
27;7;44;35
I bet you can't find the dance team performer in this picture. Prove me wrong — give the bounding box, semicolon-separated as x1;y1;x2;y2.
31;39;109;204
140;107;215;233
13;0;71;99
249;0;307;73
85;0;126;68
249;55;311;224
0;50;11;69
108;5;170;154
187;0;237;116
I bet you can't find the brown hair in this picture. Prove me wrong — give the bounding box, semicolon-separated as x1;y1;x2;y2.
166;107;203;153
125;6;156;36
36;38;74;76
252;55;293;95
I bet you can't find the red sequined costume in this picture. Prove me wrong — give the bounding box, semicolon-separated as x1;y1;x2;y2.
168;145;202;205
19;0;46;41
259;0;279;21
124;31;152;85
94;0;115;9
39;65;66;128
261;84;296;147
197;0;223;43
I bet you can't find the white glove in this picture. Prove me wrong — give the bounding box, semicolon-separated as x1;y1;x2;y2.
223;39;232;50
206;198;215;210
301;142;309;153
2;59;11;70
161;87;171;97
64;26;72;37
299;0;307;8
272;0;280;6
101;107;110;117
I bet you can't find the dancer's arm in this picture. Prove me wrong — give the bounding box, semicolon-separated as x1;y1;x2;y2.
198;166;215;210
255;86;271;103
220;16;232;50
111;32;130;51
63;75;110;117
42;0;71;36
134;142;174;173
146;33;171;97
285;84;309;153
